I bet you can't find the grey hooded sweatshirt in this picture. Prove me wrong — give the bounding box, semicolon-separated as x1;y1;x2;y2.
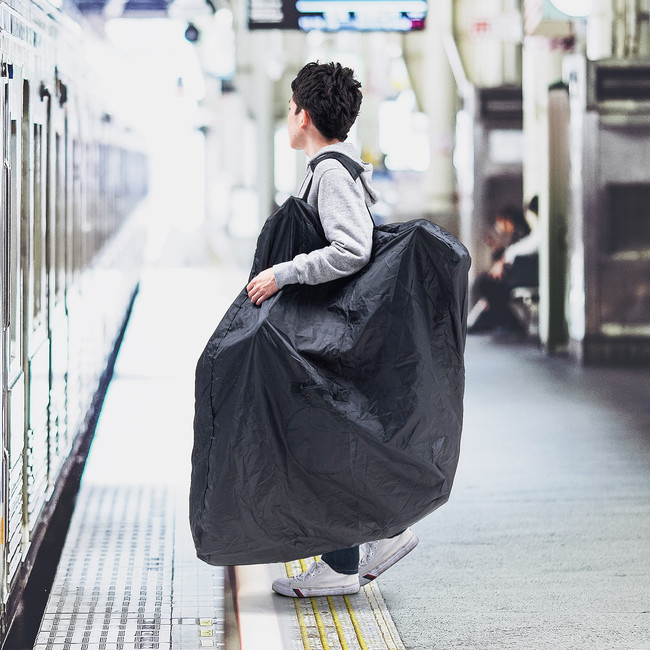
273;142;379;289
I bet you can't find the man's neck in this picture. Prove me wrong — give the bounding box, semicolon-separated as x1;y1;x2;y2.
305;138;341;159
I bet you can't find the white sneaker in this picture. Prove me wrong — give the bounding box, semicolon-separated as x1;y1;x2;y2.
272;560;360;598
358;529;419;587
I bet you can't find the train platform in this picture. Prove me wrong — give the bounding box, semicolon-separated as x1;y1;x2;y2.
32;264;650;650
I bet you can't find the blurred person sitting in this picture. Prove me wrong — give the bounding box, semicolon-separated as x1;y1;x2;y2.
468;197;539;334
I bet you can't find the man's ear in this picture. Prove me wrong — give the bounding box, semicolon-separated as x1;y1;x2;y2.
300;109;312;129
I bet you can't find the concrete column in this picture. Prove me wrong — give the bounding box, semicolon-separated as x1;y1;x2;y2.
588;0;650;59
357;33;385;168
522;37;566;349
279;32;308;192
235;31;276;221
403;0;457;219
232;16;307;250
453;0;521;87
587;0;614;59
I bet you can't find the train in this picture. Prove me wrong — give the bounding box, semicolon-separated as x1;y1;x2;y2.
0;0;148;639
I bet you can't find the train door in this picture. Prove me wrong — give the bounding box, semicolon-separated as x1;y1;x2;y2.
70;101;95;431
0;56;8;606
46;73;71;486
63;85;83;441
1;58;27;594
25;79;50;538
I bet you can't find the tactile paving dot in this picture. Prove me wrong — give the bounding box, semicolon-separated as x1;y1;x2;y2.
34;486;225;649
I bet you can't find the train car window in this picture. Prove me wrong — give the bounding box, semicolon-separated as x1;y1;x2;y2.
9;118;21;369
65;125;73;285
33;123;44;325
100;142;107;249
55;133;65;298
21;81;31;324
73;139;81;277
86;141;93;266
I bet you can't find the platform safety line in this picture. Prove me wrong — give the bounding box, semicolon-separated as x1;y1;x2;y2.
326;596;351;650
310;597;332;650
294;600;314;650
285;562;313;650
342;595;369;650
286;557;380;650
299;558;332;650
363;582;405;650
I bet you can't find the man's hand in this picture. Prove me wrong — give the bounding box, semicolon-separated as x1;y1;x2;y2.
246;268;279;305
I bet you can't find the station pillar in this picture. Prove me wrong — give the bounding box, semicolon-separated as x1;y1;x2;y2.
403;1;457;229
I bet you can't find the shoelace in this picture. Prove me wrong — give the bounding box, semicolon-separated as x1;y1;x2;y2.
293;561;328;583
359;541;380;569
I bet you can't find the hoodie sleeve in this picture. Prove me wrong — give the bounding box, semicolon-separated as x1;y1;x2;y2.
273;167;374;288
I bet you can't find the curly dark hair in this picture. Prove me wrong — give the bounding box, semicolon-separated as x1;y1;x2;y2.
496;204;530;238
291;62;362;141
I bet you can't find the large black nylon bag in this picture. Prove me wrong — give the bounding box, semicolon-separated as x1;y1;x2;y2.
191;195;470;566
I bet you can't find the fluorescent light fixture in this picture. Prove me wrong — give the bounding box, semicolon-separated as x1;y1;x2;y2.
295;0;427;11
548;0;593;17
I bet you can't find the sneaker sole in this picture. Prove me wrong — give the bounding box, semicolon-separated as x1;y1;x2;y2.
272;582;360;598
359;533;419;587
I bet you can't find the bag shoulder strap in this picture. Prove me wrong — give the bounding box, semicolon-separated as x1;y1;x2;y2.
309;151;365;179
301;151;376;227
302;151;365;200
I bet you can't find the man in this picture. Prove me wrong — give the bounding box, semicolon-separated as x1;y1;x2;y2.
246;62;419;598
467;198;539;334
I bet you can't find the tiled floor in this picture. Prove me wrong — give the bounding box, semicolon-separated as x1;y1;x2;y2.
33;485;225;650
33;267;236;650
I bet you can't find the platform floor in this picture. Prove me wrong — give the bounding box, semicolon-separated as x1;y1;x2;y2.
34;264;650;650
383;335;650;650
33;267;408;650
33;268;239;650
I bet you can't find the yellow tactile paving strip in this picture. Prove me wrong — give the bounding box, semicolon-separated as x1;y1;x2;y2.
284;559;406;650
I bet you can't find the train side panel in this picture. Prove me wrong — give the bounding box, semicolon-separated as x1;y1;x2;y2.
0;0;148;636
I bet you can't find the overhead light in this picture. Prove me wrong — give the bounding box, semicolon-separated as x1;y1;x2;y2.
548;0;593;17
